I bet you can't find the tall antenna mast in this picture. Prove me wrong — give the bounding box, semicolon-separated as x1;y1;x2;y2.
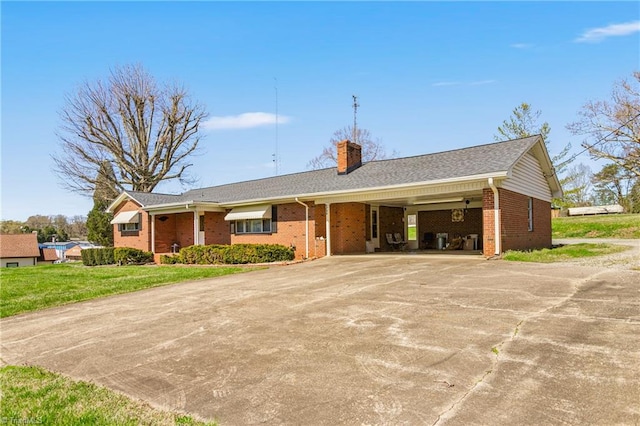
352;94;359;144
274;77;279;176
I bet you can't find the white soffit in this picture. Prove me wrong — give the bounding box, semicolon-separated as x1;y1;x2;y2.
224;205;272;221
110;210;140;224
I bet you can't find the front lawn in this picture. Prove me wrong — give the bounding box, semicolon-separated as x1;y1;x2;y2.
0;263;252;318
0;365;215;425
503;243;628;263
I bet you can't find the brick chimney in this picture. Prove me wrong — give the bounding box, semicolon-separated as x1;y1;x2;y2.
337;140;362;175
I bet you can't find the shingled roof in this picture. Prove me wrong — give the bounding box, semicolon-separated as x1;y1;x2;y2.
117;136;543;208
0;233;40;258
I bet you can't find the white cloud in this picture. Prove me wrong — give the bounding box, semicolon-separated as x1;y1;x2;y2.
510;43;533;49
575;20;640;43
432;81;461;87
203;112;291;130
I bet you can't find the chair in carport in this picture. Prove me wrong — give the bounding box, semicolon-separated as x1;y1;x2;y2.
422;232;435;249
386;233;403;251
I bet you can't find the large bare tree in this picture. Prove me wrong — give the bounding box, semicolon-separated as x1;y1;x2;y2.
53;64;207;195
307;126;397;170
567;71;640;178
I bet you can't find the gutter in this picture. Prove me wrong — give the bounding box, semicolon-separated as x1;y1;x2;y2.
294;198;309;259
488;178;501;256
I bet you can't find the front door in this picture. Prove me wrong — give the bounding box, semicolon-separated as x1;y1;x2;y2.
371;206;380;248
198;215;205;245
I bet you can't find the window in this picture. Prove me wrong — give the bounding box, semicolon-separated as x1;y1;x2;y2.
235;219;272;234
6;262;18;268
528;197;534;231
371;209;378;239
119;222;140;232
199;215;205;231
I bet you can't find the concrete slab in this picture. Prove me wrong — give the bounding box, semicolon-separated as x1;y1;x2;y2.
1;254;639;424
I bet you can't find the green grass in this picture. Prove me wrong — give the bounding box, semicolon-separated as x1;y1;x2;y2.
503;243;628;263
0;365;215;425
552;213;640;238
0;263;253;318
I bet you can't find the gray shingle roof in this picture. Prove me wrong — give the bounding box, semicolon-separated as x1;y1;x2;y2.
131;136;540;207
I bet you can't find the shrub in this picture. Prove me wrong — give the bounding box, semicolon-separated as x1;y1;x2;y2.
81;248;115;266
177;244;294;265
114;247;153;265
159;254;181;264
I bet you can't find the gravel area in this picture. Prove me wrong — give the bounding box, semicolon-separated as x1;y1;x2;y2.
553;238;640;270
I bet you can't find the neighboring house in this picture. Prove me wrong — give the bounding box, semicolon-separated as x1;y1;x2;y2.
38;248;59;265
40;241;79;262
64;243;102;261
568;205;624;216
0;233;41;267
107;136;562;261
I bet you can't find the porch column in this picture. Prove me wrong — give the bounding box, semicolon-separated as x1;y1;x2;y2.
150;213;155;253
193;211;199;245
325;203;331;256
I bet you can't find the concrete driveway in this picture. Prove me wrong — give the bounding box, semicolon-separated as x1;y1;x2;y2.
2;254;639;425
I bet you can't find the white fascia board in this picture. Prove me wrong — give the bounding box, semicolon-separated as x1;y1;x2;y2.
142;201;225;214
106;191;142;213
216;172;510;207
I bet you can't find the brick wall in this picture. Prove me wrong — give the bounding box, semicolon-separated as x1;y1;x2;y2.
417;208;483;249
330;203;367;254
482;188;552;256
500;188;552;252
379;206;404;251
231;202;318;260
112;200;151;251
203;212;231;245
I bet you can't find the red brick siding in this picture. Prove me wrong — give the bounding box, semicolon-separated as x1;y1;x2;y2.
231;202;318;260
330;203;367;254
482;188;552;256
203;212;230;245
112;200;151;251
378;206;404;251
154;214;177;253
417;208;483;249
500;189;552;252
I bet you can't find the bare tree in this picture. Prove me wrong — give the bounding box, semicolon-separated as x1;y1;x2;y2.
307;126;397;170
53;64;207;195
567;71;640;178
562;163;593;207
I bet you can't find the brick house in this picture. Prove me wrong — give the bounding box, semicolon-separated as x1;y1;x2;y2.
0;233;41;267
107;135;562;260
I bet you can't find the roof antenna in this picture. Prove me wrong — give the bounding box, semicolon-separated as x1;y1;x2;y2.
273;77;279;176
352;94;359;144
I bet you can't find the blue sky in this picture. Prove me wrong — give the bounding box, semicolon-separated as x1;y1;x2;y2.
1;1;639;221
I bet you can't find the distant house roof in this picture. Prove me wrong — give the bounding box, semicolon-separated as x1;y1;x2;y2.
0;234;40;258
568;205;625;216
108;136;561;211
39;248;59;262
64;245;83;258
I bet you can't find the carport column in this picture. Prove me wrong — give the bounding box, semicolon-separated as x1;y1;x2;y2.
325;203;331;256
488;178;501;255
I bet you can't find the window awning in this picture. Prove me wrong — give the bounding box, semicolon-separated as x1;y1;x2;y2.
110;210;140;224
224;205;272;221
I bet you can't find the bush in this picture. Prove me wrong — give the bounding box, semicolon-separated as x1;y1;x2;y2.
81;248;115;266
159;254;181;264
177;244;294;265
114;247;153;265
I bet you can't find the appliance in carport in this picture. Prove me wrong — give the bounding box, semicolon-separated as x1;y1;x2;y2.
436;233;448;250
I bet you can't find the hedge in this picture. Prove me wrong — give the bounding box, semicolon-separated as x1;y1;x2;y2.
81;247;153;266
162;244;294;265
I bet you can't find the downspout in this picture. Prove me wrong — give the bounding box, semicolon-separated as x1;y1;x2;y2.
295;198;309;259
488;178;501;255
